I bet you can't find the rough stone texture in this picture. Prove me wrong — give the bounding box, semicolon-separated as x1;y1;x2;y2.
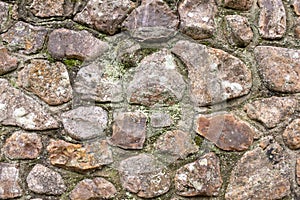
225;144;291;199
292;0;300;15
2;131;42;159
175;152;222;197
224;0;253;10
18;59;72;106
154;130;198;161
0;78;59;130
69;177;117;200
1;21;47;54
297;158;300;185
48;28;109;61
119;154;170;198
74;0;135;35
178;0;217;39
295;18;300;38
244;96;298;128
258;0;286;39
127;49;186;106
0;47;18;75
110;111;147;149
74;62;123;102
150;112;172;128
26;164;66;195
47;139;113;171
0;163;22;199
172;40;252;106
0;1;17;33
61;106;108;140
196;114;254;151
123;0;178;30
283;119;300;150
225;15;253;47
254;46;300;93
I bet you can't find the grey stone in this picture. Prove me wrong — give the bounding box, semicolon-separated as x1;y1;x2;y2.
0;47;18;75
150;112;173;128
283;119;300;150
0;1;17;33
0;163;22;199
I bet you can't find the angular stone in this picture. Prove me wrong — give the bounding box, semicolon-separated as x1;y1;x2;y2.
0;163;22;199
47;139;113;171
127;49;186;106
196;114;254;151
110;111;147;149
292;0;300;15
178;0;218;39
175;152;222;197
258;0;286;39
61;106;108;140
74;0;135;35
244;96;298;128
225;15;253;47
297;158;300;185
172;40;252;106
150;112;172;128
48;28;109;61
74;62;123;103
26;164;66;195
154;130;198;161
0;47;18;75
2;21;47;54
254;46;300;92
69;178;117;200
224;0;253;10
18;59;72;106
123;0;178;30
283;119;300;150
3;131;42;159
225;144;290;199
0;78;59;130
0;2;17;33
119;154;170;198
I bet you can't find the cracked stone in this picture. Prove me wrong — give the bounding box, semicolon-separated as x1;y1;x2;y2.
224;0;253;10
0;47;18;75
195;114;254;151
172;40;252;106
18;59;72;106
283;119;300;150
0;163;22;199
175;152;222;197
178;0;218;39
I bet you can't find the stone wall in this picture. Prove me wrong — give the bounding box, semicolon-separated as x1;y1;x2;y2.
0;0;300;199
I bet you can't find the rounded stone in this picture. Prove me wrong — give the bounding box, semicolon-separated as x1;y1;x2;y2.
283;119;300;150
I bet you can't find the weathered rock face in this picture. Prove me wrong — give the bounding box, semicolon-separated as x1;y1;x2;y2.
178;0;218;39
258;0;286;39
150;111;172;128
18;59;72;106
254;46;300;92
110;111;147;149
75;0;135;35
123;0;178;30
175;152;222;197
69;178;117;200
292;0;300;15
225;144;291;199
26;164;66;195
196;114;254;151
127;49;186;106
224;0;253;10
225;15;253;47
0;47;18;75
1;21;47;54
74;62;123;103
0;78;59;130
0;2;17;33
172;40;252;106
61;106;108;140
48;28;109;61
0;163;22;199
283;119;300;150
47;139;113;171
244;96;298;128
119;154;170;198
3;131;42;159
297;158;300;185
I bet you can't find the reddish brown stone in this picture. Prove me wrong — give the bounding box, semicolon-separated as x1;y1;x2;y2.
47;139;113;171
283;119;300;150
0;163;22;199
245;96;297;128
295;18;300;38
195;114;254;151
175;152;222;197
3;131;42;159
296;158;300;185
292;0;300;15
178;0;217;39
110;111;147;149
0;47;18;75
224;0;253;10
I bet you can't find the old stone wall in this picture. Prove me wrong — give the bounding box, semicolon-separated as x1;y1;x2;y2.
0;0;300;199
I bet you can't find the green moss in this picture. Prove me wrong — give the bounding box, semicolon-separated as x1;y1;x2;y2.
120;48;159;68
63;58;83;69
167;103;182;124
